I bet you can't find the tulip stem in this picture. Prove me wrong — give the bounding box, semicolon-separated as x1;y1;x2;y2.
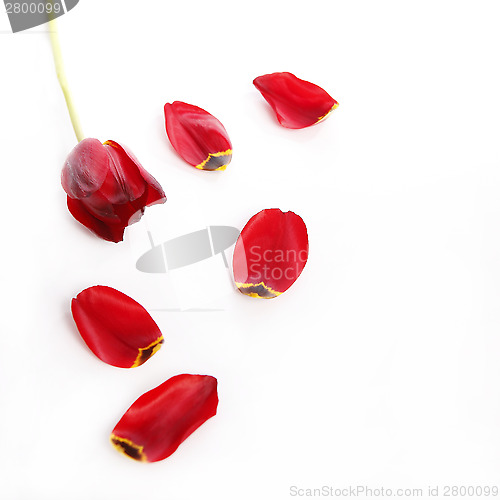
48;17;84;143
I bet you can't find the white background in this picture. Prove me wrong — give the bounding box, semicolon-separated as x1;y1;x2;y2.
1;0;500;498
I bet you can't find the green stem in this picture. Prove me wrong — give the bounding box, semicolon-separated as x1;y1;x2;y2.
48;17;84;142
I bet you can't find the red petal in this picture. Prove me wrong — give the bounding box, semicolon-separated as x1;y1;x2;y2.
253;72;338;129
164;102;232;171
107;141;166;207
71;286;163;368
111;374;218;462
61;139;166;242
61;138;110;199
101;141;147;202
232;209;308;298
66;196;125;243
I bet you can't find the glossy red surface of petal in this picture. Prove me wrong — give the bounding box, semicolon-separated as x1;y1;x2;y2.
111;374;218;462
109;141;166;206
102;141;147;202
233;209;308;298
164;102;232;171
71;286;164;368
253;72;338;129
61;138;110;198
67;196;125;243
76;178;123;224
61;138;166;242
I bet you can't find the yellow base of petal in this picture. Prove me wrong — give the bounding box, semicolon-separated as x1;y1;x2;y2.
131;336;164;368
235;282;282;299
110;435;147;462
195;149;232;171
317;103;339;123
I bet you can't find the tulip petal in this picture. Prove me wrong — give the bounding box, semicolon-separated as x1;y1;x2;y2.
67;196;125;243
61;138;110;199
111;374;218;462
164;102;232;171
61;138;166;242
71;285;163;368
101;141;148;202
106;141;166;206
253;72;338;129
232;209;308;298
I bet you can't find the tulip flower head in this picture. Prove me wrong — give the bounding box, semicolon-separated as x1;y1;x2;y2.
61;138;166;242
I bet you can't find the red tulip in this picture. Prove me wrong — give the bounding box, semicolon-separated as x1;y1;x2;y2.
253;72;338;129
71;286;164;368
164;101;232;171
111;374;218;462
61;138;166;243
232;209;309;298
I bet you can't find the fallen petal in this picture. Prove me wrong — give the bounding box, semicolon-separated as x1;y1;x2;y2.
111;374;218;462
164;102;232;171
253;72;338;129
71;285;163;368
233;209;308;298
